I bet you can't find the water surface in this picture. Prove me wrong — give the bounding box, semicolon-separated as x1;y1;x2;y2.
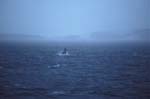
0;42;150;99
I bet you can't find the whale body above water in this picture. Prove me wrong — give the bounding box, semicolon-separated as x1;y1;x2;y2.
57;48;69;56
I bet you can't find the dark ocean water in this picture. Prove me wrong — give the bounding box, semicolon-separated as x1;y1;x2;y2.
0;42;150;99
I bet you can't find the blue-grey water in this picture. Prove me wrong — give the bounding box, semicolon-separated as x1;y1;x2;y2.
0;42;150;99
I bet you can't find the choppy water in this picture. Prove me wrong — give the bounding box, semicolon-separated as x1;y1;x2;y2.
0;43;150;99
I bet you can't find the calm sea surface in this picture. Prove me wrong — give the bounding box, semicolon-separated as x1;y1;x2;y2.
0;42;150;99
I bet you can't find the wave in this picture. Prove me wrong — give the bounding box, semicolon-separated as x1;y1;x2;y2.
50;91;67;95
48;64;61;68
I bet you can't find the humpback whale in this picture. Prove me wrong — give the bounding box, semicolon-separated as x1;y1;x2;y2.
57;48;69;56
62;48;67;54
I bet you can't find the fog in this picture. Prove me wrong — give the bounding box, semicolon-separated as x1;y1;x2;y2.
0;0;149;42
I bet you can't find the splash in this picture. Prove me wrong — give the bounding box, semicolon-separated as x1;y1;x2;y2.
57;51;70;56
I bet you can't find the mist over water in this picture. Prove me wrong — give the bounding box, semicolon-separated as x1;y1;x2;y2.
0;0;150;43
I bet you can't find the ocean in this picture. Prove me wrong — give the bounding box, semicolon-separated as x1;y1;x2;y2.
0;42;150;99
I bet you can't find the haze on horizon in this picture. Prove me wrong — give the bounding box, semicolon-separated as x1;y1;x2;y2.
0;0;150;42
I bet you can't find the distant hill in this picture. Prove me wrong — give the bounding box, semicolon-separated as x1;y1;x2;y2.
89;29;150;42
0;33;43;42
127;29;150;42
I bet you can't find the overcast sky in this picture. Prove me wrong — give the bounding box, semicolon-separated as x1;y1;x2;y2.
0;0;149;42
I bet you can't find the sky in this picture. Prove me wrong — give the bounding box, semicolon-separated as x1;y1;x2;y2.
0;0;150;42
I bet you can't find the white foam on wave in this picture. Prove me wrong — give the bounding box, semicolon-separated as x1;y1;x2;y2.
51;91;67;95
48;64;61;68
53;64;60;67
